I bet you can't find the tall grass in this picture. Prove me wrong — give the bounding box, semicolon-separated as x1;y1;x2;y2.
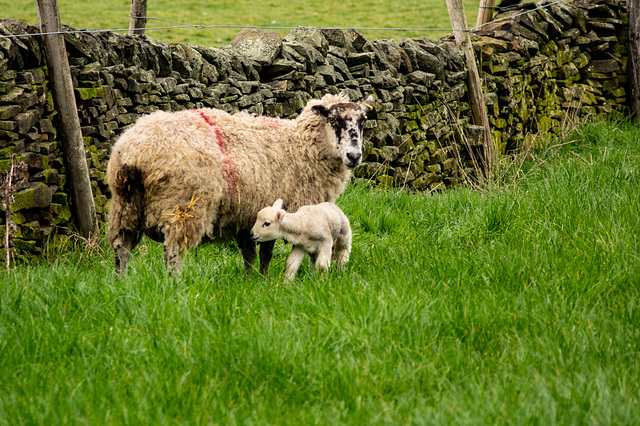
1;120;639;424
1;0;481;46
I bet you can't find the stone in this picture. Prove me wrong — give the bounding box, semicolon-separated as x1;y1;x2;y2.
344;29;368;52
326;54;352;80
231;29;282;66
346;52;376;67
32;168;60;185
0;105;21;120
14;110;39;134
586;59;620;74
11;182;53;212
284;27;329;56
407;71;436;86
400;39;444;78
320;29;347;48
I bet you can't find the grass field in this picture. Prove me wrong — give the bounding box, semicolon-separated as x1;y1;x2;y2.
1;120;639;424
2;0;481;46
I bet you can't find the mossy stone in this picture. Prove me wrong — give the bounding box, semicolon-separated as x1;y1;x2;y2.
11;182;53;212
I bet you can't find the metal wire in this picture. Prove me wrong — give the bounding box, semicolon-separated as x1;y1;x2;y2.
0;0;573;40
131;15;459;33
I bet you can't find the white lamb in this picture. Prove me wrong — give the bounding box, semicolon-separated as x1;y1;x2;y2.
250;199;352;281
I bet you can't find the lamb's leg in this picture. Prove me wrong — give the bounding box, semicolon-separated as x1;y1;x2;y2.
113;231;141;276
314;243;333;273
258;240;275;275
308;252;318;269
334;247;351;269
284;246;306;281
235;230;257;274
333;236;351;269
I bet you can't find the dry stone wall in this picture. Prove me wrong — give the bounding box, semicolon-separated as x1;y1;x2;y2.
0;0;630;260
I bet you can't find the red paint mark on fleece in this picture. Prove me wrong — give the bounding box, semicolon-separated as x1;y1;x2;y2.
256;115;283;127
193;110;239;203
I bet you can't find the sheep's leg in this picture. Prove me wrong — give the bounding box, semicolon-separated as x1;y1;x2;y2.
163;240;183;273
113;231;141;276
235;230;257;274
258;240;275;275
284;246;306;281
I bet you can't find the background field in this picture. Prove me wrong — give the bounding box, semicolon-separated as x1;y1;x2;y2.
0;121;639;424
1;0;481;46
2;1;640;423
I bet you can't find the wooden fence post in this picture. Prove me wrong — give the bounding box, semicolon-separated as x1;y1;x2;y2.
129;0;148;35
35;0;98;238
629;0;640;122
446;0;495;174
476;0;496;28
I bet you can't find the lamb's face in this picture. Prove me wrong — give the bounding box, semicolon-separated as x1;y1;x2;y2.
250;203;286;242
313;95;373;169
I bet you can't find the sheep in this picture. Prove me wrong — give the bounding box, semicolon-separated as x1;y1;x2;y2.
107;93;373;275
250;199;352;281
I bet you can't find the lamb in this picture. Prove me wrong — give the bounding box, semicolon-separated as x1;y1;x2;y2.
107;93;373;275
250;199;352;281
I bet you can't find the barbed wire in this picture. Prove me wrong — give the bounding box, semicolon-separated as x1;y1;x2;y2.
0;0;572;41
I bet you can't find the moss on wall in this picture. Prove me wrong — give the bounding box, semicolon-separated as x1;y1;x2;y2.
0;0;630;260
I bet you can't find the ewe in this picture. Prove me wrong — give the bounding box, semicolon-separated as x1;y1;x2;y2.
250;199;352;281
107;93;372;275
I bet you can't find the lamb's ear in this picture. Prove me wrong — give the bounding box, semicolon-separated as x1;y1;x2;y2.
275;209;286;222
361;95;374;114
273;199;284;209
312;105;330;117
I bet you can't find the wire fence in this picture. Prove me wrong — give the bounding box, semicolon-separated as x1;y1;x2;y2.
0;0;570;41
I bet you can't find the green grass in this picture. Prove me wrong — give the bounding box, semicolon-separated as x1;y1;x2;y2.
2;0;481;46
1;120;639;424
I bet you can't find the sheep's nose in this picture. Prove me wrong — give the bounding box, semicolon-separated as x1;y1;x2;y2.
347;151;361;166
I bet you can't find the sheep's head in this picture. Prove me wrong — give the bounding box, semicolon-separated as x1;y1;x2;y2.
250;199;286;242
312;95;374;169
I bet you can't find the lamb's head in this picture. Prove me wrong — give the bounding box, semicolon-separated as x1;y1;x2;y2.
312;94;374;169
250;199;287;242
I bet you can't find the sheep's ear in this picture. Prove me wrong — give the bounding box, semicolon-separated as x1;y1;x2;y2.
275;210;285;222
361;95;375;114
273;199;283;209
312;105;330;117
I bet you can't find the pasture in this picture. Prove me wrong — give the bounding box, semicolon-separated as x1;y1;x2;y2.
0;121;639;423
2;0;482;46
1;0;639;423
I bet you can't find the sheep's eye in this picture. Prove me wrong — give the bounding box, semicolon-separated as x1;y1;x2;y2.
263;222;270;227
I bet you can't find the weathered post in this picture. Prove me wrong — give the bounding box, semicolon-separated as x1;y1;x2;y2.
34;0;99;238
129;0;148;35
476;0;496;28
446;0;495;174
629;0;640;122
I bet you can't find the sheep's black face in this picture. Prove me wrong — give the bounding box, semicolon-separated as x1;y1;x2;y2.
313;95;373;169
